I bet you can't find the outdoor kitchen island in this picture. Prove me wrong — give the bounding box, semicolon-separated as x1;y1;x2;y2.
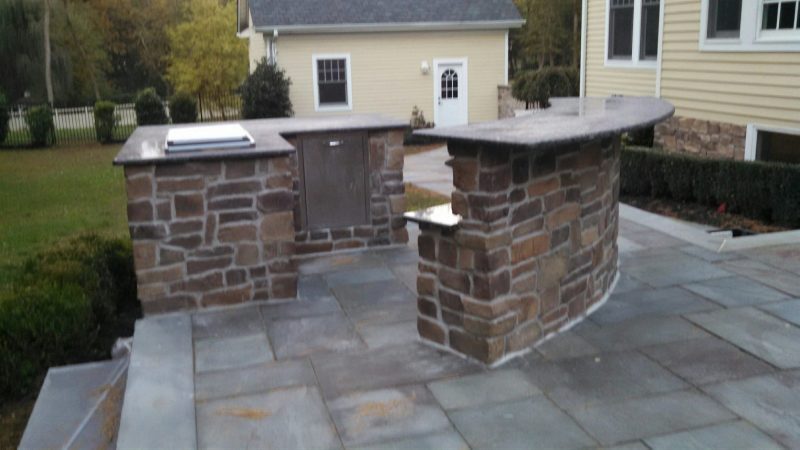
114;115;408;314
405;97;675;366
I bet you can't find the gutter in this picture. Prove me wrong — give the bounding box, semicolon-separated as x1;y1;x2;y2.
253;20;526;35
579;0;588;97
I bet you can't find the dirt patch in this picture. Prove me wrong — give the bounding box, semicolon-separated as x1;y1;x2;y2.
215;407;272;420
622;196;790;235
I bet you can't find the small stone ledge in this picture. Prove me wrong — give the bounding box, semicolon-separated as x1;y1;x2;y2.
404;203;462;230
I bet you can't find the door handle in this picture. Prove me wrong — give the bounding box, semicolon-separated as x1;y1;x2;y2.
328;140;343;147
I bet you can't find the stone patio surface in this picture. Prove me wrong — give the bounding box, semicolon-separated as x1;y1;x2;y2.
128;218;800;450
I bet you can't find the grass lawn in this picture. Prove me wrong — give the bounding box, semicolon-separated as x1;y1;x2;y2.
0;144;128;279
2;125;136;148
405;183;450;211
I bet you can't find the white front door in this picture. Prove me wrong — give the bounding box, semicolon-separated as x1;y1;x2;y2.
434;61;468;128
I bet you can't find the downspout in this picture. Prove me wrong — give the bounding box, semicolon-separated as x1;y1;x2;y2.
579;0;588;97
655;0;666;98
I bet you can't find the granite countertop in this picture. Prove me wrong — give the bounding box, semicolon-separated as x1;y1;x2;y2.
404;203;462;229
114;115;408;166
415;97;674;150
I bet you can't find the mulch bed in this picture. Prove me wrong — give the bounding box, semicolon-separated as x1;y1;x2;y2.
622;195;790;235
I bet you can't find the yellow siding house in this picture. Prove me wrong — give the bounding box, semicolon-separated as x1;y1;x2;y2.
580;0;800;163
237;0;523;127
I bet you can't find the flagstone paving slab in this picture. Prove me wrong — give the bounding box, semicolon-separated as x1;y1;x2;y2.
682;276;789;307
194;359;317;401
312;342;479;400
704;371;800;449
760;299;800;327
449;397;597;450
260;295;342;320
678;245;741;262
268;313;365;359
535;330;601;361
346;297;418;327
194;333;274;374
640;337;773;386
524;352;686;410
644;420;784;450
298;274;332;299
623;230;686;249
621;252;732;287
579;315;711;352
610;274;648;295
350;430;469;450
428;369;540;410
332;279;416;311
196;386;341;450
568;390;736;446
590;287;718;325
718;258;800;297
687;307;800;369
325;267;396;287
192;305;265;340
357;320;419;350
327;385;452;447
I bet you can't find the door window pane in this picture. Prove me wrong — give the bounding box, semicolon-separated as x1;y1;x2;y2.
317;59;348;105
708;0;742;38
640;0;661;59
441;69;458;99
609;0;634;59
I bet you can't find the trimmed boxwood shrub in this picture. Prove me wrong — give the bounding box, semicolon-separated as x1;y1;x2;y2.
512;67;579;108
25;106;55;147
621;147;800;228
134;88;168;126
0;90;9;144
0;234;138;399
241;58;293;119
169;92;198;124
94;100;117;143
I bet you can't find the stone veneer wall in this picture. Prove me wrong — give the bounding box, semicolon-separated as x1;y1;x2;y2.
417;136;621;365
126;156;297;315
291;130;409;255
498;85;526;119
654;116;746;160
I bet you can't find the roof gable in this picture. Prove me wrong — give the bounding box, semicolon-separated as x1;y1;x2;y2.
248;0;523;31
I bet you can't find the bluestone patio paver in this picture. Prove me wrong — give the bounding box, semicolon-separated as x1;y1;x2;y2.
298;251;384;275
350;430;469;450
641;337;773;386
568;390;736;446
743;244;800;275
324;267;395;287
449;397;597;450
760;299;800;327
610;273;648;294
332;279;416;311
590;286;718;325
267;313;364;359
535;329;601;360
683;276;789;307
578;315;710;352
298;274;332;298
622;229;686;248
327;385;452;447
718;258;800;297
195;386;341;450
192;305;265;340
621;251;731;287
194;333;274;373
194;359;317;401
704;371;800;449
346;296;418;327
524;352;686;410
678;244;741;262
687;307;800;369
357;320;419;349
260;295;342;320
312;342;479;400
644;420;784;450
428;369;540;410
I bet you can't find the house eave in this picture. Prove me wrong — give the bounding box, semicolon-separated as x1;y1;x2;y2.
253;20;525;35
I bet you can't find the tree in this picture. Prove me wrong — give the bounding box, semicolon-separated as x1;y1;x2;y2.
511;0;581;73
240;59;293;119
166;0;247;118
43;0;53;105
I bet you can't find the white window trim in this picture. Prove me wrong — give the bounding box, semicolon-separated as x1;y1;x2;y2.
700;0;800;52
604;0;659;69
312;54;353;112
745;123;800;161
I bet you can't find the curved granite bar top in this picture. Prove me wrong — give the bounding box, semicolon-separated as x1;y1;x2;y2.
114;114;407;166
415;97;674;150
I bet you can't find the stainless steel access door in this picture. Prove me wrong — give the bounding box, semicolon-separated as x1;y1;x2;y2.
298;131;370;230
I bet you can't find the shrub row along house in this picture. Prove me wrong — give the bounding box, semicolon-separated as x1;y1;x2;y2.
236;0;523;126
580;0;800;164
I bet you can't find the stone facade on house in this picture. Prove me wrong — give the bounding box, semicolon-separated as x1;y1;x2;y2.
654;116;747;160
125;157;297;315
416;136;621;365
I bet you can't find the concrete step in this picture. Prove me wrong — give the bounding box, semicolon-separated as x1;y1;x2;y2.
19;357;128;450
116;314;196;450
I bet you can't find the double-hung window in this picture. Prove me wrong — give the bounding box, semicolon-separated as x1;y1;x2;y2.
606;0;661;67
313;54;352;111
701;0;800;51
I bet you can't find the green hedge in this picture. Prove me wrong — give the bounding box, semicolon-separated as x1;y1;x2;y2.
94;101;117;143
621;147;800;228
0;91;9;144
25;106;55;147
134;88;168;126
512;67;579;108
241;58;293;119
0;234;138;399
169;92;198;124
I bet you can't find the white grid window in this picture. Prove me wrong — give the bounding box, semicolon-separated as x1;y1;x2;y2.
441;69;458;99
316;58;348;106
762;0;800;31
